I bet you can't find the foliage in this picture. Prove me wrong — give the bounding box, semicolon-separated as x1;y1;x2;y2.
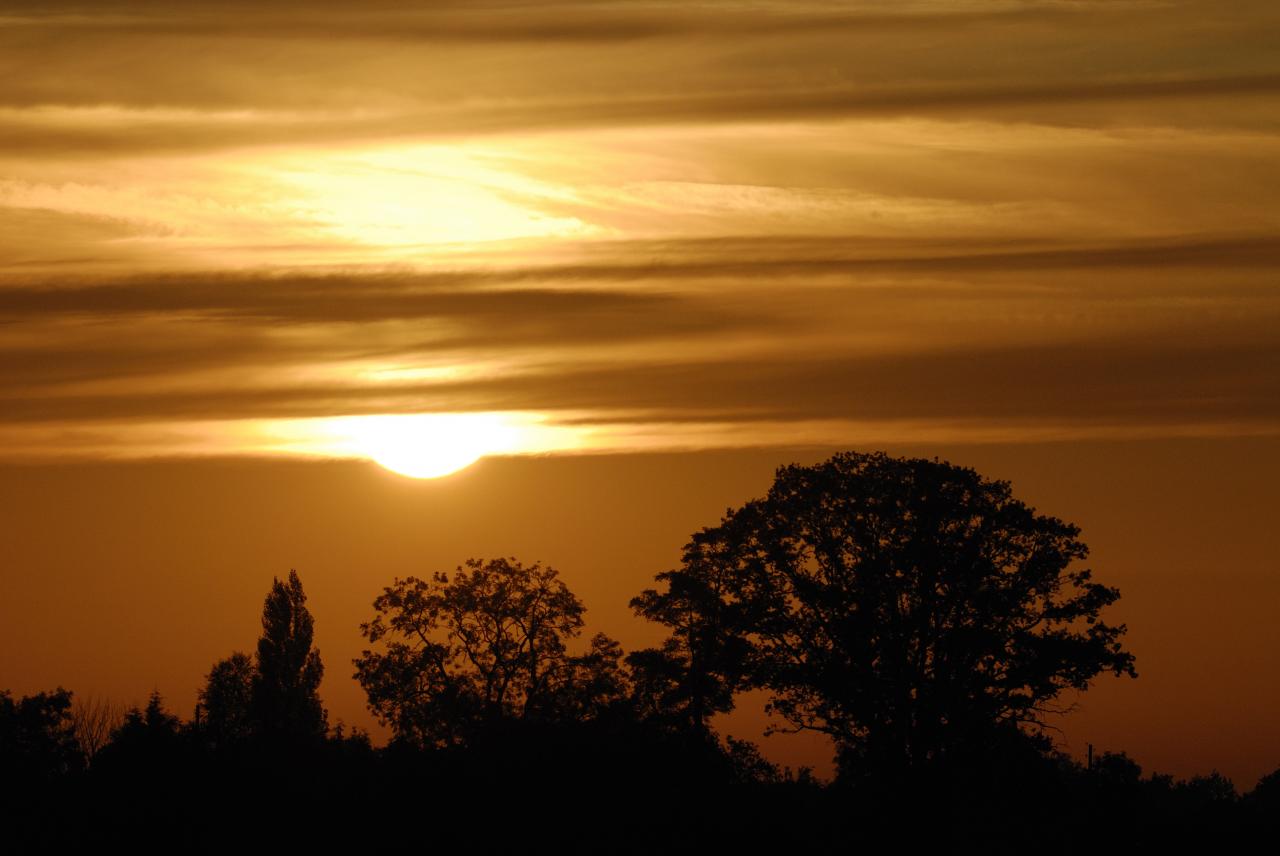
251;570;327;742
198;651;255;747
554;632;632;722
94;691;183;773
722;735;786;785
1246;766;1280;814
0;688;83;781
354;557;626;747
629;538;753;734
1178;771;1238;804
634;451;1136;777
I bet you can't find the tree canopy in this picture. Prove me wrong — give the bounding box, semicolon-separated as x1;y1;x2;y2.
634;451;1136;779
0;688;82;782
629;543;751;735
198;651;255;748
354;557;628;748
251;570;327;742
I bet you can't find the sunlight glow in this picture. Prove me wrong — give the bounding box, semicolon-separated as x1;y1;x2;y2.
0;412;594;471
252;411;591;478
333;413;522;478
274;146;596;248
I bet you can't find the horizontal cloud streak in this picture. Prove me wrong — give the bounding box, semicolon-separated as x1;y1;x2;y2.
0;278;728;323
0;2;1204;44
1;341;1276;431
5;75;1280;158
0;235;1276;446
5;233;1280;306
1;0;1277;458
3;0;1279;163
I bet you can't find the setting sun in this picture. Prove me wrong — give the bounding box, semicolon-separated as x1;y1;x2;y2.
339;413;521;478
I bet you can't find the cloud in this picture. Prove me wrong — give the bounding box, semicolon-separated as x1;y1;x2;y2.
0;267;779;393
0;234;1276;439
0;2;1164;44
4;233;1279;308
5;75;1280;159
0;274;700;321
2;0;1278;155
1;0;1277;456
1;338;1276;434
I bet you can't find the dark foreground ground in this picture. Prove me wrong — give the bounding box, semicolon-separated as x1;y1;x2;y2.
6;720;1280;854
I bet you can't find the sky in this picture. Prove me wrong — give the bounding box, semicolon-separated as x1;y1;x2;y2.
1;0;1278;786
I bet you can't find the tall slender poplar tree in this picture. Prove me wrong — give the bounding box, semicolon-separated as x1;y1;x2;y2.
250;570;327;743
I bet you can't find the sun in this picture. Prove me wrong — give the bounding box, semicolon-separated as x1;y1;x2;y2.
242;411;586;477
346;413;521;479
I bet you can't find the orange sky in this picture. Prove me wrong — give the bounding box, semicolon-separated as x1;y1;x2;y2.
1;1;1278;787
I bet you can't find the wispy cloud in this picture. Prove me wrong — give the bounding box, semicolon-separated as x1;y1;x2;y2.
1;0;1277;459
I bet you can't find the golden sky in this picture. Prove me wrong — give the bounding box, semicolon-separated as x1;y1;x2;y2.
2;0;1279;463
1;1;1278;786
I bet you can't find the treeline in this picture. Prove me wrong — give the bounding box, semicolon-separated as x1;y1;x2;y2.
3;452;1279;851
5;682;1280;852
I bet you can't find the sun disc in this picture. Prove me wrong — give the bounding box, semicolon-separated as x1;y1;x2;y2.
348;414;517;479
369;445;484;479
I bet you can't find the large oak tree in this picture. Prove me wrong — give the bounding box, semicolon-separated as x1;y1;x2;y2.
633;451;1136;777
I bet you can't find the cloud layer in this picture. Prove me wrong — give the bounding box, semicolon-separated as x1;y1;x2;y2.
1;1;1278;458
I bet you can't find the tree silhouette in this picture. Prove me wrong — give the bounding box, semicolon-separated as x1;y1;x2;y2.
0;688;83;782
70;694;123;764
250;570;326;743
630;541;752;735
354;557;626;747
1246;766;1280;812
94;691;182;774
555;632;632;723
198;651;255;749
634;451;1136;780
140;691;180;735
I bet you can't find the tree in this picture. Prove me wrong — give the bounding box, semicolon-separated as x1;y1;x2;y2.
70;694;124;764
1246;766;1280;811
251;570;326;742
198;652;255;748
354;557;626;748
0;688;83;782
95;691;183;772
556;632;632;723
629;540;752;735
634;451;1136;779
